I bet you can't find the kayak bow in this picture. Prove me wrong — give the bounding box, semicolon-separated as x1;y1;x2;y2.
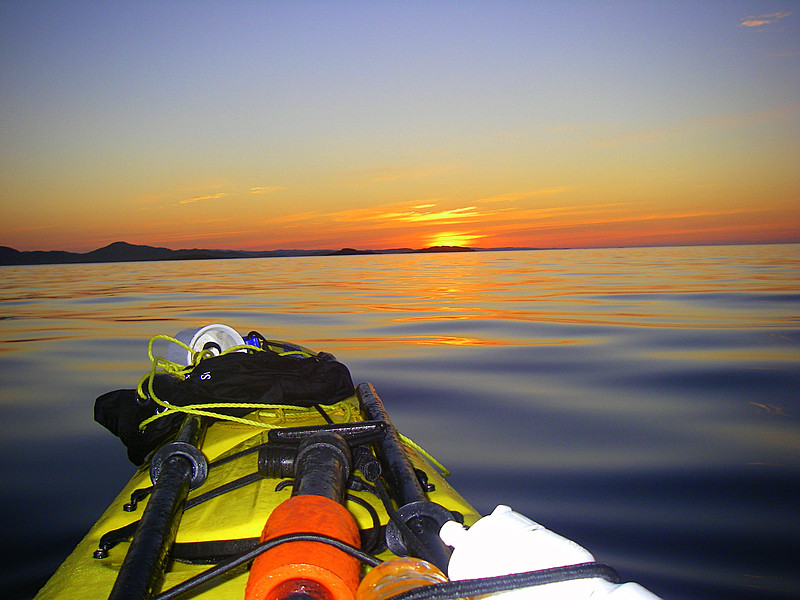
34;325;661;600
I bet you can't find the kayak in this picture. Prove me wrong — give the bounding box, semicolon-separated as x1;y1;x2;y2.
34;325;660;600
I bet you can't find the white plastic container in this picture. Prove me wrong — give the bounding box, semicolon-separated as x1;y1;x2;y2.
440;505;661;600
165;324;246;365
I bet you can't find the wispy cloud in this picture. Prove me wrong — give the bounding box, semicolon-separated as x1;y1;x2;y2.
483;206;762;240
464;203;784;248
739;11;792;27
259;197;627;241
179;192;227;204
259;200;498;234
249;186;287;194
142;184;285;208
373;205;483;223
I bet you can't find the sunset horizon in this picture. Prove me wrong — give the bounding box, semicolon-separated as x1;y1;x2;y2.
4;236;798;259
2;2;798;254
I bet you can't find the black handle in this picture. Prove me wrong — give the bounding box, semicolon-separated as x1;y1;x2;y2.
108;415;207;600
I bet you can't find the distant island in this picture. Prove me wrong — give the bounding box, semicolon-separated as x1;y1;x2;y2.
0;241;482;266
412;246;476;253
326;245;475;256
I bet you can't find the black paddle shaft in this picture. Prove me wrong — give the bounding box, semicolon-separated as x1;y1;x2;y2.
356;383;452;572
108;415;207;600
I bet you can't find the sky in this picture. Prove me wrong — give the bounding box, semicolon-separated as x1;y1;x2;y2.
1;1;799;252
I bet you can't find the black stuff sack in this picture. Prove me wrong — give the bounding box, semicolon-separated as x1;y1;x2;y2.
95;350;355;465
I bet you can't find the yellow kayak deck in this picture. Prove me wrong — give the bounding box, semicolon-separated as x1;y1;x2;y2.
35;393;480;599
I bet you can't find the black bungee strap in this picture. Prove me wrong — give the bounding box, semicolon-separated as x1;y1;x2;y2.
388;563;620;600
96;472;386;561
95;472;264;558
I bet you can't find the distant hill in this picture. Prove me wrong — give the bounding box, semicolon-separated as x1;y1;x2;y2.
413;246;476;253
326;247;378;256
0;242;330;266
0;241;483;266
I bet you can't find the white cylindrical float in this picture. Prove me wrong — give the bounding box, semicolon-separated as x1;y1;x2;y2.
165;324;245;365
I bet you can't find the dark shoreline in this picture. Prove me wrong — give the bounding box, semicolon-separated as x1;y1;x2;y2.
0;241;496;266
4;239;778;267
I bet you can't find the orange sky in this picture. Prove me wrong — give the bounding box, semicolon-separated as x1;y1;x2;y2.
2;2;799;252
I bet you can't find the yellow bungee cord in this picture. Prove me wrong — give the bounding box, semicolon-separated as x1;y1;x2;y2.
135;333;447;476
135;334;350;430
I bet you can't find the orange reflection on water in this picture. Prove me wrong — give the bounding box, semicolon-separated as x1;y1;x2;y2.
320;334;581;348
332;245;800;336
2;244;798;353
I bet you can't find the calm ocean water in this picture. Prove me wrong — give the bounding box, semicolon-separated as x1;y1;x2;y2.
1;244;798;600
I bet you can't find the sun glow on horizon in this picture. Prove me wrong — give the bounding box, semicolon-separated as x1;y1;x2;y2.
425;231;487;248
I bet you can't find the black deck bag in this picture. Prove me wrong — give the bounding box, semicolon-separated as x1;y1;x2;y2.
95;350;354;465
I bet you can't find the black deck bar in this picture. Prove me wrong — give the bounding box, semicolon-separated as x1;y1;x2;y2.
108;415;206;600
267;420;385;445
355;382;451;571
